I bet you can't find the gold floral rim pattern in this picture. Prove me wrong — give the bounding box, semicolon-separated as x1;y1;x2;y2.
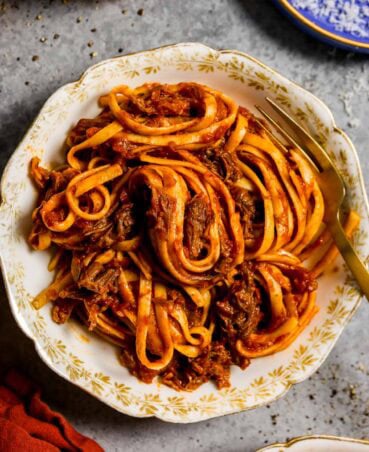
258;434;369;451
1;43;368;422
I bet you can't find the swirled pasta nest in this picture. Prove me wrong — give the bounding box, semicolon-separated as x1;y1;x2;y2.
29;82;359;391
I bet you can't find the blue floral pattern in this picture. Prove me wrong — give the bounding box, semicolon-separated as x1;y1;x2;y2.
291;0;369;39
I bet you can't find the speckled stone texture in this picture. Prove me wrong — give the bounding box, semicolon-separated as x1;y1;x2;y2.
0;1;368;451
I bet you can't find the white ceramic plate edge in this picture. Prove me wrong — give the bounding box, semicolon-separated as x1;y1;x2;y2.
0;43;368;422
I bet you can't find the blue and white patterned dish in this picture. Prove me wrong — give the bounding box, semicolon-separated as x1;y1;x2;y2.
273;0;369;53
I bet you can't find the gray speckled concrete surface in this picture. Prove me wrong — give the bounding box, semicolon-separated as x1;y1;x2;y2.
0;1;369;451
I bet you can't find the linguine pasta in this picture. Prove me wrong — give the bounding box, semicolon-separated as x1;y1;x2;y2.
29;82;360;390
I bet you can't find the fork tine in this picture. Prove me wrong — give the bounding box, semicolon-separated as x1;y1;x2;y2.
265;97;339;175
253;117;288;154
255;105;320;173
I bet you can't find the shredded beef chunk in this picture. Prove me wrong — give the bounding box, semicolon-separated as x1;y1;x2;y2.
146;192;174;234
217;263;260;344
129;84;203;117
184;194;212;259
58;287;119;310
52;299;77;324
200;147;242;182
215;232;234;274
231;186;255;218
81;198;137;248
68;112;113;146
114;202;137;241
120;342;160;384
109;136;137;157
77;262;120;295
230;186;256;240
161;342;232;390
80;217;112;246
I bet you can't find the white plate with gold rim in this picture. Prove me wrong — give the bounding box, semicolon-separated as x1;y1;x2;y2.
1;42;368;423
259;435;369;451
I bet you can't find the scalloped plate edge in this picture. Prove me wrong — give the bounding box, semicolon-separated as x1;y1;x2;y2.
0;43;368;422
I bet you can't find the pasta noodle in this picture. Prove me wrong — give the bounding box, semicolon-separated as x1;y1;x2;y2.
29;82;360;391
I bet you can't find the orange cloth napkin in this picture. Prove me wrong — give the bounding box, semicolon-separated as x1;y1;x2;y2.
0;369;103;452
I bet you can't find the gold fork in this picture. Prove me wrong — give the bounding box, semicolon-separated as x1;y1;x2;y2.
256;97;369;300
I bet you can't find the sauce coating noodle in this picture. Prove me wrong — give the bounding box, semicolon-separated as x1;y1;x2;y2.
29;82;360;390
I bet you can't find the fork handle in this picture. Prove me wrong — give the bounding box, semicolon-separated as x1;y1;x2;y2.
328;217;369;301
